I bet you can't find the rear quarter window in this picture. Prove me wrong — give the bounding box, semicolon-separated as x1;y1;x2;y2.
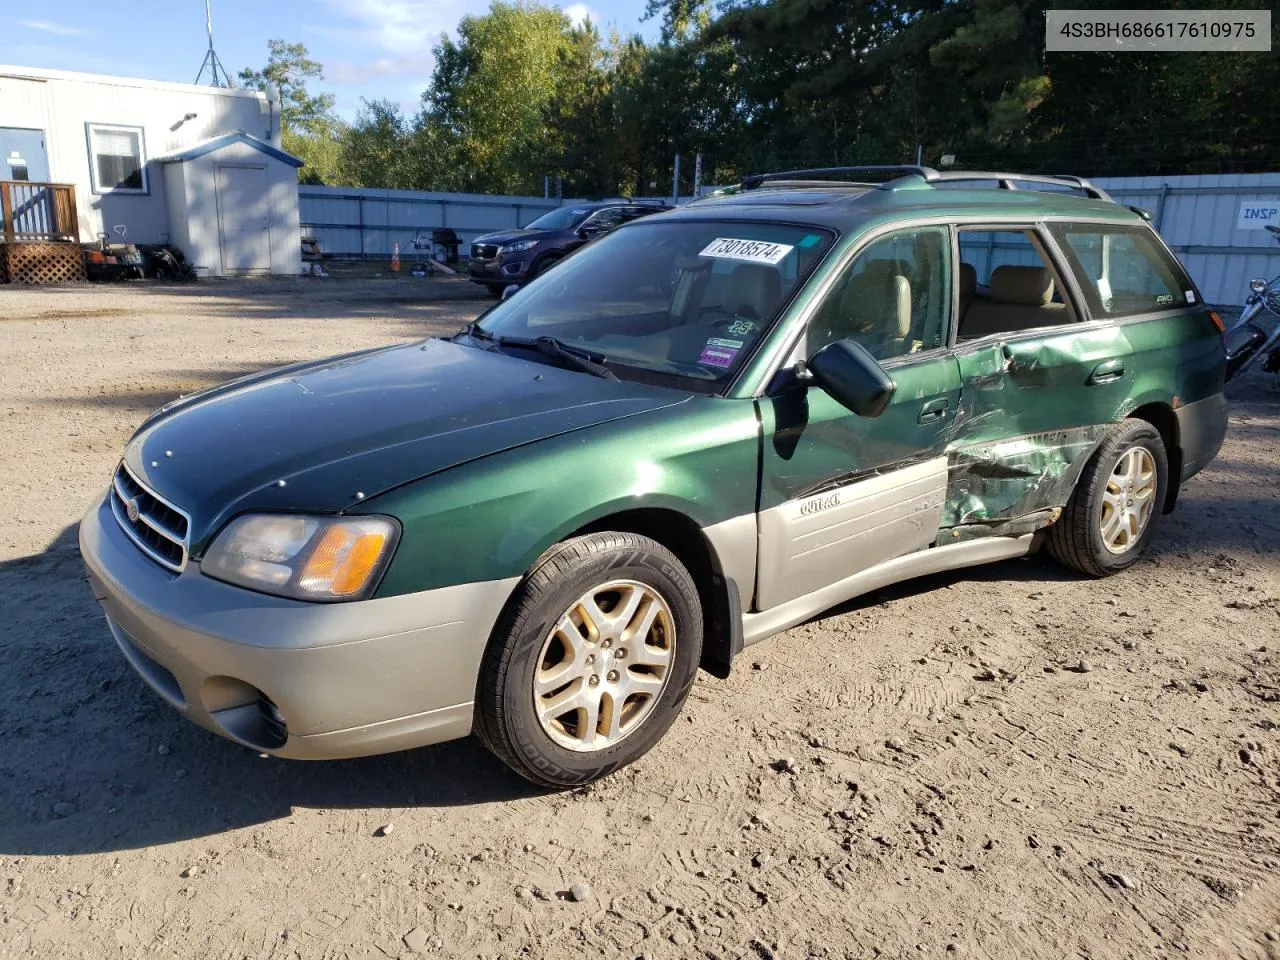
1050;223;1198;318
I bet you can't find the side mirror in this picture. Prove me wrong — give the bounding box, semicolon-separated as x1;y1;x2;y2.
501;284;519;300
578;223;603;239
807;340;896;418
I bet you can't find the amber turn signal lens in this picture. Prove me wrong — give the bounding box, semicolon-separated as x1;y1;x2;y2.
1208;311;1225;334
298;525;391;597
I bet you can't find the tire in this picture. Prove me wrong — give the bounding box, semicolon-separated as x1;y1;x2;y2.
486;284;505;298
527;255;560;282
1046;419;1169;577
475;532;704;788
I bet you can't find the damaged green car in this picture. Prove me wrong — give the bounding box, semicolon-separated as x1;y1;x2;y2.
81;166;1228;788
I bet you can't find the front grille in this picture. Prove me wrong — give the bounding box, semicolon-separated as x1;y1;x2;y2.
471;243;498;260
109;462;191;573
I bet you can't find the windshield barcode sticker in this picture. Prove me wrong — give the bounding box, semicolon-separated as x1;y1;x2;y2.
699;238;794;265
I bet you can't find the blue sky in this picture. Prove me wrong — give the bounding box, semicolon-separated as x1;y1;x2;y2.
1;0;653;119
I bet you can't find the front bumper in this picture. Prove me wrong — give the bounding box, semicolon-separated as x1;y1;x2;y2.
468;256;529;286
79;494;518;759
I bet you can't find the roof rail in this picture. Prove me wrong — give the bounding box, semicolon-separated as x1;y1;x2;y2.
740;166;937;190
737;165;1115;203
926;171;1113;202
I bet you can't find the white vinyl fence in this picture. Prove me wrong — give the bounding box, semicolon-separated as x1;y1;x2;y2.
299;174;1280;305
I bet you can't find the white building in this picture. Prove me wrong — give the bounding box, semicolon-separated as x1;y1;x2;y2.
0;65;302;277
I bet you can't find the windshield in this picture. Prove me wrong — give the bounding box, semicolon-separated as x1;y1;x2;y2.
475;220;834;384
525;206;592;231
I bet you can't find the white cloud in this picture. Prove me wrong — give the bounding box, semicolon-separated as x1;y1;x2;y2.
563;3;600;28
18;19;86;37
319;0;461;54
327;56;436;86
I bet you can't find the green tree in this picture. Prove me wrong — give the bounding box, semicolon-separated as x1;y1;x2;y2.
418;2;575;193
239;40;346;183
340;99;415;188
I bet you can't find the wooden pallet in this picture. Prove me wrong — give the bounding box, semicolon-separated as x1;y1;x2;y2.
0;242;87;284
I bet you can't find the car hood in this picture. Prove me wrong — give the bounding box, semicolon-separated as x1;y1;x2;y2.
124;339;691;552
472;228;560;247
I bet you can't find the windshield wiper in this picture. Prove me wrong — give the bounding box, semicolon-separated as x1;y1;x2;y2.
518;336;618;380
458;320;497;344
458;323;617;380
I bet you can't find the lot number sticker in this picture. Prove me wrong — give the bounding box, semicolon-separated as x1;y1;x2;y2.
699;238;794;265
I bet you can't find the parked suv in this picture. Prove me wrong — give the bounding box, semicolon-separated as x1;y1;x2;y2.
81;166;1231;789
468;199;670;294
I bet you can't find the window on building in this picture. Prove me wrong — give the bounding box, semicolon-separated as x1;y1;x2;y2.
86;124;146;194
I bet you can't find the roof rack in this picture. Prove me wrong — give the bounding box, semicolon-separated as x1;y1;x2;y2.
928;171;1113;202
737;165;1114;203
740;166;936;189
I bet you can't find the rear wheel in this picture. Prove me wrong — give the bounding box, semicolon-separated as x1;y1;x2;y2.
1046;419;1168;576
475;532;703;788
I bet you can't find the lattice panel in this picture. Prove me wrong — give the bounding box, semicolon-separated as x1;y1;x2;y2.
0;243;87;284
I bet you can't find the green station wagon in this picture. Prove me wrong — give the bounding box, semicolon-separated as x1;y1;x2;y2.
80;166;1230;787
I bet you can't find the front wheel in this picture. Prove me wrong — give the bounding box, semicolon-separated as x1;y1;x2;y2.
1046;419;1168;576
474;532;703;788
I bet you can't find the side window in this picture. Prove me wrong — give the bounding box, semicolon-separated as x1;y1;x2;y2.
583;207;628;234
956;228;1077;340
1050;224;1197;317
809;226;950;361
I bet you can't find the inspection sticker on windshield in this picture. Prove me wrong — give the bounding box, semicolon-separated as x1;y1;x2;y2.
698;337;743;368
699;238;794;265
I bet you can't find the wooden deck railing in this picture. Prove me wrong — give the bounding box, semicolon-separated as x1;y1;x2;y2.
1;181;80;243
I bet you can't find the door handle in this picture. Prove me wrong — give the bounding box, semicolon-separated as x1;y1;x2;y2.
917;398;949;424
1088;359;1125;385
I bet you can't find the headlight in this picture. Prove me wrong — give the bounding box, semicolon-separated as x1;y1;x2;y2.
1250;278;1269;294
203;514;399;601
499;239;538;255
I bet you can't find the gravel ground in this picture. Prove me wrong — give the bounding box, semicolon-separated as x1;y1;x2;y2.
1;278;1278;960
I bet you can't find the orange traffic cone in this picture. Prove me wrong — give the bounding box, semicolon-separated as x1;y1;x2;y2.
391;241;401;272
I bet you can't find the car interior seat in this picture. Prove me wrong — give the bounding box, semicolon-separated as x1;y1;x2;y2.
958;265;1071;339
724;262;783;322
811;259;912;359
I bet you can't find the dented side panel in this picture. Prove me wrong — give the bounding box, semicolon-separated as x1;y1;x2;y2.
940;309;1224;535
941;426;1105;539
940;325;1134;534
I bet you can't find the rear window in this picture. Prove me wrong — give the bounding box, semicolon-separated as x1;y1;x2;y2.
1050;224;1197;318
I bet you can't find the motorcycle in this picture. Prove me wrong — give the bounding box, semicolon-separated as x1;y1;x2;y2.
1225;223;1280;384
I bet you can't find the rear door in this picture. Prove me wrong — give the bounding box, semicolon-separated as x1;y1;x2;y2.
945;224;1134;534
756;224;960;610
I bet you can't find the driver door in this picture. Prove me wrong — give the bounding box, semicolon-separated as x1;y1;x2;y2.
755;225;961;610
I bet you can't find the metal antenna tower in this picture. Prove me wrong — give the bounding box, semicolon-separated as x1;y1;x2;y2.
194;0;234;87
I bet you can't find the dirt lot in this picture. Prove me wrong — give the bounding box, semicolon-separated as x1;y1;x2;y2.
1;278;1278;960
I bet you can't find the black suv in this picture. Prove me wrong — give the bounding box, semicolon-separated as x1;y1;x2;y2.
468;200;670;295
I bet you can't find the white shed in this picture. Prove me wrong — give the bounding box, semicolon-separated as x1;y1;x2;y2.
1;66;304;279
157;132;303;276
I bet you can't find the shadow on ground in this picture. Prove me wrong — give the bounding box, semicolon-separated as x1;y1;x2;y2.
0;523;541;857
